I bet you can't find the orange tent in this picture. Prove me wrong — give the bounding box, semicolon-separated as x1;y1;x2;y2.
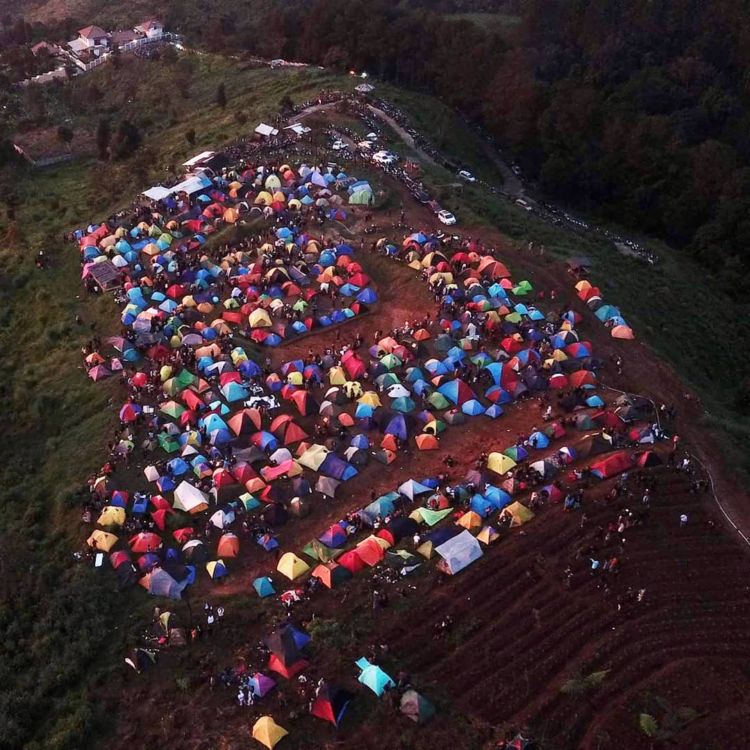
415;434;439;450
217;533;240;558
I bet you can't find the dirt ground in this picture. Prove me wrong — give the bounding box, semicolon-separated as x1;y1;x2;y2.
96;169;750;750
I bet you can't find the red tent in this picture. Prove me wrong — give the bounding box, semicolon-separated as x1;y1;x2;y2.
591;451;634;479
338;549;367;574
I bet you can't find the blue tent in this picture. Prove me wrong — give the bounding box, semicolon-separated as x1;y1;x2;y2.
397;479;433;500
461;399;484;416
357;660;395;696
320;453;358;481
356;288;378;304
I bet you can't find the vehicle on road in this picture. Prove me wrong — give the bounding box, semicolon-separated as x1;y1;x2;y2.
438;209;457;225
515;198;533;212
372;150;399;165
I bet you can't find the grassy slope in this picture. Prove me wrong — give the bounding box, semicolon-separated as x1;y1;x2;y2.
0;57;342;750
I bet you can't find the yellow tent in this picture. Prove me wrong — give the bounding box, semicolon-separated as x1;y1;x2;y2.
252;716;288;749
276;552;310;581
487;452;516;474
575;279;592;292
416;540;435;559
249;309;273;328
456;511;483;533
328;367;346;385
477;526;499;545
97;506;126;527
358;391;381;408
224;207;239;224
272;191;286;203
503;501;535;526
87;530;118;552
254;191;273;206
277;553;310;581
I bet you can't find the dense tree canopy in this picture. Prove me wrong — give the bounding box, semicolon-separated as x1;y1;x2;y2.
165;0;750;296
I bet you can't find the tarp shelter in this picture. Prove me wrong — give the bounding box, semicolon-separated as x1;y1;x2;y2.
435;530;483;574
255;123;280;137
89;260;122;292
252;716;287;749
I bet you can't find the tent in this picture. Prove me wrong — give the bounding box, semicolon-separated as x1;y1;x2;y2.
487;452;516;475
311;562;352;588
254;576;276;597
357;659;395;696
252;716;288;749
310;683;354;726
435;530;483;574
173;481;209;514
400;689;436;724
502;501;535;526
591;450;634;479
277;553;310;580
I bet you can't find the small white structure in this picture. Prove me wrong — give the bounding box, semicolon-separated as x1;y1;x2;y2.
255;123;279;138
284;123;311;136
355;82;375;93
135;20;164;39
182;151;216;168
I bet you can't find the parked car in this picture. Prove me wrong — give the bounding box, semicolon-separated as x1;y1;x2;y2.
331;139;347;151
357;140;373;151
372;150;398;165
458;170;476;183
438;210;457;225
412;189;430;204
515;198;533;212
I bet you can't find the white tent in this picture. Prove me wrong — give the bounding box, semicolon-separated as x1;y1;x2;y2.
182;150;215;167
173;481;209;514
435;530;483;575
142;185;172;201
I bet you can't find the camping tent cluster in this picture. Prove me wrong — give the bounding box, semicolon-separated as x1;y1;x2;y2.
81;162;379;349
574;279;635;340
80;209;654;602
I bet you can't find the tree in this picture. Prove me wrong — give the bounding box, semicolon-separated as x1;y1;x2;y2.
56;125;74;149
96;118;110;160
216;82;227;109
185;128;196;146
110;120;141;160
278;94;293;114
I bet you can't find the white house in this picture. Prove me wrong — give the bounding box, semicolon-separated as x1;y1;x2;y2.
75;25;110;49
135;20;164;39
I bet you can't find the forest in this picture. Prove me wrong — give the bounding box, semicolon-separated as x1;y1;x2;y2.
136;0;749;298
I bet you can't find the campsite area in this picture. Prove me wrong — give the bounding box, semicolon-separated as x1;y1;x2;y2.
2;53;750;750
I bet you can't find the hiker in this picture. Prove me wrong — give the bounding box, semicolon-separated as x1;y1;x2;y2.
680;513;688;527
